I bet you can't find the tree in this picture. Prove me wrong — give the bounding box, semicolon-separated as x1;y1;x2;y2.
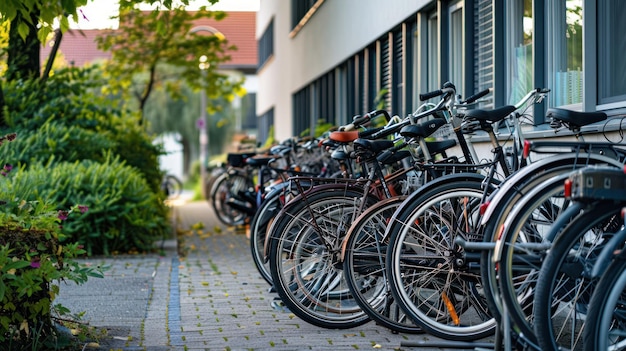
0;0;87;124
95;3;243;124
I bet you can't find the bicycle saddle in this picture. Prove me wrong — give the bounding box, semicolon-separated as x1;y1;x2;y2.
400;118;447;139
463;105;517;123
329;130;360;143
547;108;607;129
353;139;395;155
246;155;276;167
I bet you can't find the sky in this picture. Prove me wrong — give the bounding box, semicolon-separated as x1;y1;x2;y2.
72;0;260;29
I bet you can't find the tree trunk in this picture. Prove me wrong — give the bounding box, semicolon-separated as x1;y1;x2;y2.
7;11;41;81
41;29;63;83
181;136;191;179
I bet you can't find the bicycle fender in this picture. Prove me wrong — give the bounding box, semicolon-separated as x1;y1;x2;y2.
479;153;623;226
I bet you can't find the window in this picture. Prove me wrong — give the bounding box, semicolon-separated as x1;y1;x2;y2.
405;21;416;113
506;0;533;104
257;108;274;146
474;0;494;107
391;28;404;116
241;93;257;130
291;0;319;30
449;1;464;97
367;45;378;110
293;87;311;136
379;35;391;110
546;0;583;107
427;11;440;93
258;19;274;69
598;0;626;106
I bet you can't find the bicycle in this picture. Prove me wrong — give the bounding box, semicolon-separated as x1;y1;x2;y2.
266;84;466;329
161;173;183;199
339;86;492;334
530;166;626;350
381;87;550;341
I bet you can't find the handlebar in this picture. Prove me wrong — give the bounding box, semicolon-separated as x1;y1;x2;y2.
514;88;551;109
419;82;457;101
462;88;491;105
340;109;391;131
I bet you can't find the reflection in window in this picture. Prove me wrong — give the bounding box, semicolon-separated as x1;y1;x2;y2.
548;0;583;107
508;0;533;104
427;11;439;93
598;0;626;105
449;2;464;98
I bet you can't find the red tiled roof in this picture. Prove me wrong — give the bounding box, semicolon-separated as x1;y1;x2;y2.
40;11;257;69
192;11;258;68
40;29;110;67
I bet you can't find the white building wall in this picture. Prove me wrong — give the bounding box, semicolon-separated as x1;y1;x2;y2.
257;0;430;141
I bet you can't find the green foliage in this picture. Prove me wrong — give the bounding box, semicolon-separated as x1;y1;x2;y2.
95;4;244;120
1;67;166;194
0;0;88;42
1;122;114;166
2;156;170;256
0;183;104;348
299;119;336;138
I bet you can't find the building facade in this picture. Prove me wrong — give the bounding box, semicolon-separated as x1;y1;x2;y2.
256;0;625;144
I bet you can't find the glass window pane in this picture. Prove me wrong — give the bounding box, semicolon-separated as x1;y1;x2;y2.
427;12;439;92
548;0;583;107
508;0;533;104
598;0;626;105
449;3;464;97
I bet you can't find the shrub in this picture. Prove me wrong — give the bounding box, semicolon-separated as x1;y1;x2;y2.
0;133;104;349
0;122;115;166
0;206;100;349
1;155;170;256
1;66;166;195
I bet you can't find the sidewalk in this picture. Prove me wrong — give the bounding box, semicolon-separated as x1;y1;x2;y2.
55;195;492;350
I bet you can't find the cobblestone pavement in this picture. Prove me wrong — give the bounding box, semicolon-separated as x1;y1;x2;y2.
55;197;495;350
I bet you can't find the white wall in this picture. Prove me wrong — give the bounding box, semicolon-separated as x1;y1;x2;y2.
256;0;430;141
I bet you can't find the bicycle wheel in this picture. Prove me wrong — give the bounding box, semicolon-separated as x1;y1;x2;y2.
533;202;623;351
249;183;287;285
385;180;496;340
210;171;253;226
493;173;575;342
268;187;378;329
342;196;423;334
163;174;183;198
583;247;626;350
479;154;624;327
205;166;226;200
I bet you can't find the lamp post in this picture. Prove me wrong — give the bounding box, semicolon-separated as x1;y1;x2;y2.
198;55;209;198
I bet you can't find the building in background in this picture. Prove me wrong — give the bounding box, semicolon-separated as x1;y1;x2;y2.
40;10;259;179
255;0;625;147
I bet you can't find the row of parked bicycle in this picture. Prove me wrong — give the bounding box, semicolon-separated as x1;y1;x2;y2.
206;82;626;350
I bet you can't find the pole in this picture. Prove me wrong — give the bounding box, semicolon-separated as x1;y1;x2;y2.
199;84;208;198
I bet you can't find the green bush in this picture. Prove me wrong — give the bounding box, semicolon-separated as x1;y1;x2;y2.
1;67;166;195
0;122;115;166
0;133;104;347
2;155;170;256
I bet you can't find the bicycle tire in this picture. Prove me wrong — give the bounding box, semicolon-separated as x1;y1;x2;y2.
341;196;423;334
210;171;253;226
479;154;625;327
249;183;287;285
268;187;378;329
163;174;183;198
493;173;575;342
533;202;623;350
583;248;626;350
385;179;496;340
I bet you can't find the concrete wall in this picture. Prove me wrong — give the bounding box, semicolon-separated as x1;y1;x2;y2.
256;0;430;141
